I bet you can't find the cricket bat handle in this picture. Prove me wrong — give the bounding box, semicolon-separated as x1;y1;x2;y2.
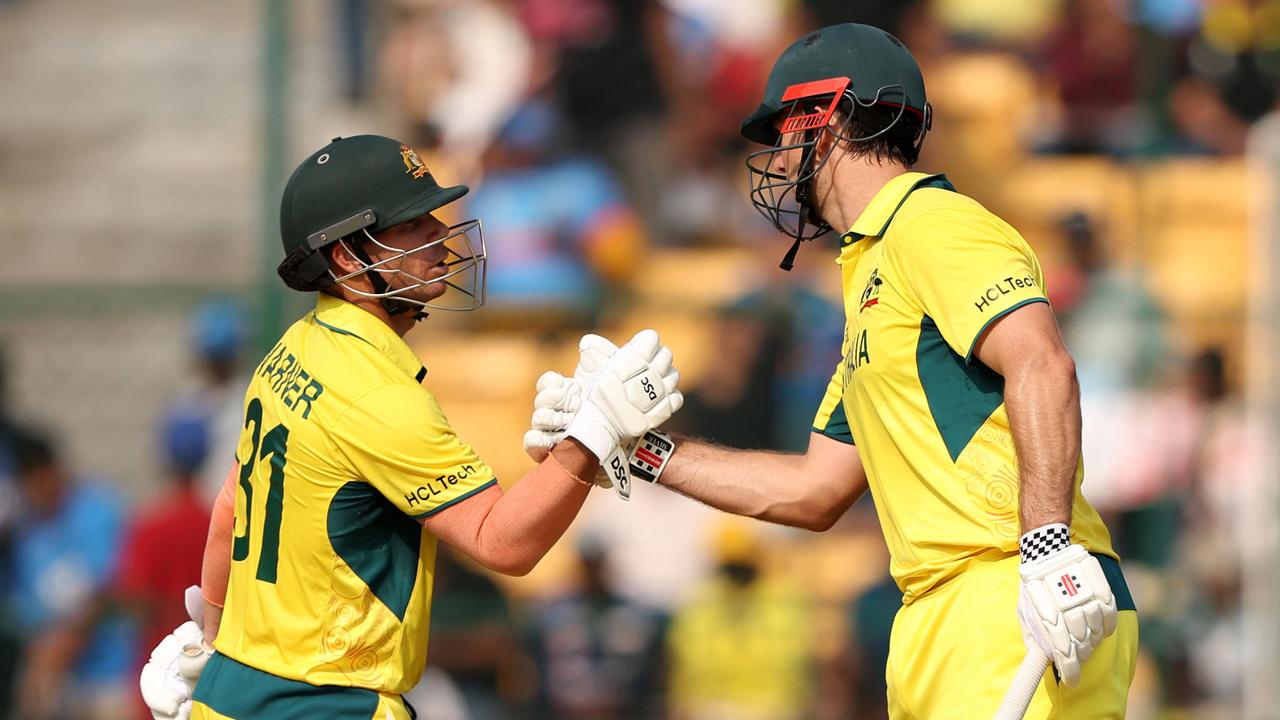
994;647;1049;720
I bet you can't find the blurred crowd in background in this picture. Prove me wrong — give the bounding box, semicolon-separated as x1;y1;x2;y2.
0;0;1276;718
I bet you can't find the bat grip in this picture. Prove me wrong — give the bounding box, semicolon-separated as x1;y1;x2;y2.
994;647;1050;720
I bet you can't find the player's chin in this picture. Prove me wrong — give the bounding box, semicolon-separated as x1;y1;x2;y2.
411;281;449;303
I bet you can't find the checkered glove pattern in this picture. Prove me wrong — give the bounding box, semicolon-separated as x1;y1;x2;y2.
1019;523;1071;563
1016;525;1119;687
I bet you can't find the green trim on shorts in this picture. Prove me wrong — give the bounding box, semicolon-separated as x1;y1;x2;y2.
192;653;380;719
1094;553;1136;612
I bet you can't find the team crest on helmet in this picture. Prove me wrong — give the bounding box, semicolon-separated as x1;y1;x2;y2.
400;145;430;179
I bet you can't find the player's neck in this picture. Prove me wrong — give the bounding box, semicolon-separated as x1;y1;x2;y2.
330;290;416;337
817;155;909;234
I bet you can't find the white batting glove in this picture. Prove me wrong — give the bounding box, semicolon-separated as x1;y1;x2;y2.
140;586;213;720
523;334;680;499
1016;524;1119;687
564;329;681;486
521;334;619;462
522;371;580;463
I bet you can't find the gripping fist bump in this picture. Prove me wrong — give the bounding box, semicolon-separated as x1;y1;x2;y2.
522;330;681;498
564;329;681;461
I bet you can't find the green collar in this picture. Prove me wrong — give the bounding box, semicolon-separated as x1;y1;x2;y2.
841;172;955;246
312;294;427;382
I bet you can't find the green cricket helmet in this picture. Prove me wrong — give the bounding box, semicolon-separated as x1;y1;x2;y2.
277;134;487;315
741;24;931;269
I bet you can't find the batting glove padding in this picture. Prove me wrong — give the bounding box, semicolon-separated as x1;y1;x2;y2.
1016;528;1119;687
521;331;621;460
139;586;212;720
523;331;680;499
522;371;580;462
565;329;682;466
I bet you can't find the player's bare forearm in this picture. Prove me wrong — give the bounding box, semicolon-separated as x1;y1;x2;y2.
200;462;237;647
974;303;1078;531
659;432;866;531
203;603;223;649
1003;354;1079;529
422;439;595;576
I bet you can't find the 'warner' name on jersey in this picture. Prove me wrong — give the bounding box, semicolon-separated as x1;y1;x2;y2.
207;295;496;699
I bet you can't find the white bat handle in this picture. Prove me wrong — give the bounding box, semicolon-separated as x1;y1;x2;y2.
994;648;1049;720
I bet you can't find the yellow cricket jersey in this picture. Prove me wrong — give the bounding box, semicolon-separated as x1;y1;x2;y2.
197;295;496;713
810;172;1116;604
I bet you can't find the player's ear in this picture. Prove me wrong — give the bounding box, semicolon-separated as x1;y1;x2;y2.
816;112;843;157
327;238;363;276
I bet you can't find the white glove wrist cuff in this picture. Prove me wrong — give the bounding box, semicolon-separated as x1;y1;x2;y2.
565;424;615;465
627;430;675;485
1020;522;1071;564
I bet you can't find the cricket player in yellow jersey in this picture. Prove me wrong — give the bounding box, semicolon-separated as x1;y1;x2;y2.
527;24;1138;719
137;134;684;720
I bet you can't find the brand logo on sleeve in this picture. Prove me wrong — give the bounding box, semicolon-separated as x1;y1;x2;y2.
973;275;1037;312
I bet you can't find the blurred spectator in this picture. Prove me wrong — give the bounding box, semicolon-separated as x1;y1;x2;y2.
411;548;529;719
653;1;785;245
837;575;899;719
576;484;723;614
527;536;666;719
1039;0;1142;155
1177;1;1280;126
667;522;817;720
930;0;1063;46
727;233;844;452
523;0;681;237
669;304;781;450
464;100;647;325
1050;212;1169;511
526;0;675;149
1051;210;1167;383
671;245;843;452
7;428;133;720
114;409;212;719
1169;0;1280;154
169;299;249;503
381;0;533;168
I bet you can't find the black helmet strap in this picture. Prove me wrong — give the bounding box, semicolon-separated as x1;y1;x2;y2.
344;236;421;319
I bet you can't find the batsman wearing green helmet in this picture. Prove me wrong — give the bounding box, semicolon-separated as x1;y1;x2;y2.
137;135;684;719
527;23;1138;718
